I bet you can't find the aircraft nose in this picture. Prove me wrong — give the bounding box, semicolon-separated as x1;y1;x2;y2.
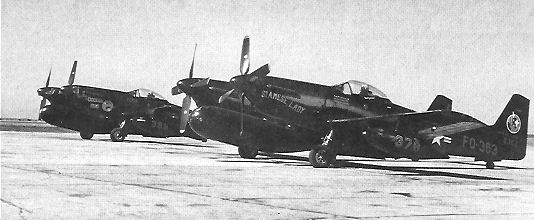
173;78;199;95
171;85;183;95
39;105;56;122
37;87;51;96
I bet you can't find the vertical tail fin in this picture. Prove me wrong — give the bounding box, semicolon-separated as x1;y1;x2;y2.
427;95;452;111
493;94;529;136
492;94;529;160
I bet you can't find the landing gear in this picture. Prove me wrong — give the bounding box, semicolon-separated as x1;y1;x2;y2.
110;128;127;142
309;130;337;168
80;131;93;140
485;161;495;169
238;145;258;159
309;148;336;168
110;120;129;142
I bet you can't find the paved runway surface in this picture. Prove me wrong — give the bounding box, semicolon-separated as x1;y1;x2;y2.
2;131;534;219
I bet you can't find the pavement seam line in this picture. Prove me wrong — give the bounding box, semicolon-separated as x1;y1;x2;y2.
2;165;355;219
1;198;32;220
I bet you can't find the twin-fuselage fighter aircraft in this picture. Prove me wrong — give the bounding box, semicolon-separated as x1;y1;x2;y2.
38;61;204;142
38;37;529;169
178;36;529;169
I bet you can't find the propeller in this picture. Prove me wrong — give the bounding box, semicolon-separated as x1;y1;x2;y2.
217;36;252;104
218;88;235;104
38;65;53;119
67;61;77;85
218;36;270;136
179;44;197;133
238;36;250;136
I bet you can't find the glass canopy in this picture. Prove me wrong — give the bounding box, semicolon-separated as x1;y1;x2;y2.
128;88;166;100
333;80;387;98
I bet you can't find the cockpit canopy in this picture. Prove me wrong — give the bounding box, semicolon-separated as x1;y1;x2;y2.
128;88;166;100
333;80;387;98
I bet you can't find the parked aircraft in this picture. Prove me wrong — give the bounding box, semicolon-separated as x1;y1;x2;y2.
188;36;529;169
38;61;204;142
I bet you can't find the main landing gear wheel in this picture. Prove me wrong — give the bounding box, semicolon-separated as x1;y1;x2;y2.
238;145;258;159
309;149;335;168
80;131;94;140
110;128;127;142
486;161;495;169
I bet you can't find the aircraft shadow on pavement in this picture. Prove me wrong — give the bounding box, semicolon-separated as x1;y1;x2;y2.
47;135;220;148
120;139;219;148
222;152;512;180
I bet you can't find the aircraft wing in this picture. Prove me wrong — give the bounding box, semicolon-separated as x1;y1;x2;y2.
329;110;487;140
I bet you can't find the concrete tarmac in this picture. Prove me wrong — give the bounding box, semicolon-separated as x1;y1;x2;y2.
2;131;534;219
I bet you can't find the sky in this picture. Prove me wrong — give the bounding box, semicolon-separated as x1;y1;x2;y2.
1;0;534;132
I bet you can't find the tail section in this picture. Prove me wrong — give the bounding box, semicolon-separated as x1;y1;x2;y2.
492;94;530;160
493;94;529;137
427;95;452;111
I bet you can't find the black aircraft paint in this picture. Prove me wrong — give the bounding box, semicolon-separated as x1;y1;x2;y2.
186;36;530;169
38;61;203;141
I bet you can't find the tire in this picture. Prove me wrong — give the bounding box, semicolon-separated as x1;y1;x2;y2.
238;145;258;159
80;131;94;140
309;148;335;168
110;128;126;142
486;161;495;169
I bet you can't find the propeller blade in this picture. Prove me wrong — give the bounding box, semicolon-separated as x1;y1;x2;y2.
38;98;47;120
218;89;235;103
179;95;192;133
45;65;52;87
240;92;244;136
68;61;77;85
39;65;53;119
240;36;250;75
189;44;197;79
249;64;270;78
39;98;47;109
191;78;210;88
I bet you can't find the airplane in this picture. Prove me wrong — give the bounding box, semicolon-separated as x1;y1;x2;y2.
38;61;204;142
171;44;452;158
187;36;529;169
